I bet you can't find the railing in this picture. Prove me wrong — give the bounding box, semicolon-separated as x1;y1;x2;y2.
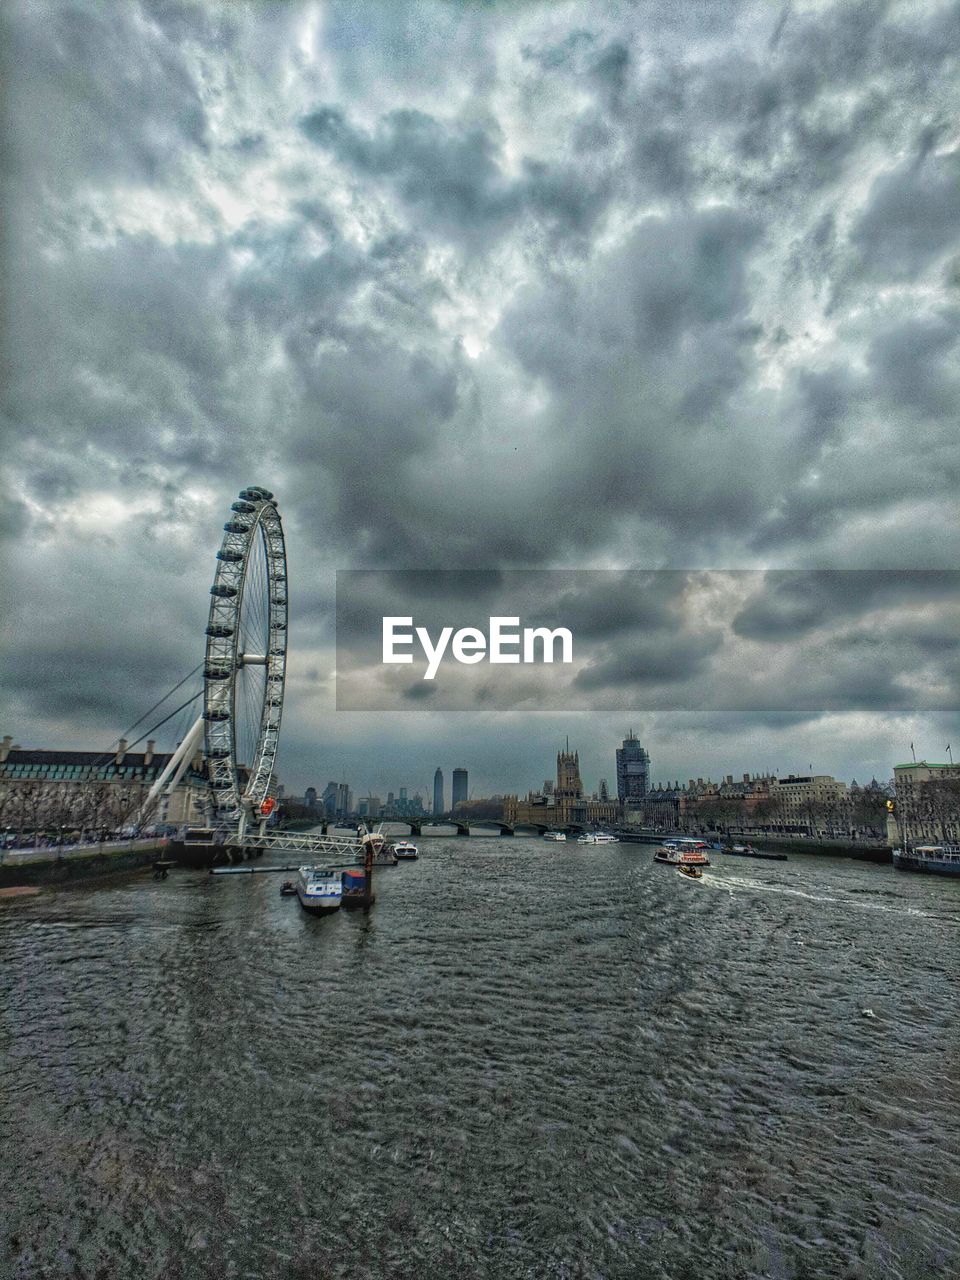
190;827;364;858
239;830;363;857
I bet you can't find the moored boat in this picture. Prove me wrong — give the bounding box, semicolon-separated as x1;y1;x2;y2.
653;839;711;867
340;867;375;908
892;844;960;876
295;865;343;914
392;840;419;859
721;844;788;862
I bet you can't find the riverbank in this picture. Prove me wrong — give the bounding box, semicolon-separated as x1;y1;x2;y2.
729;834;893;861
0;839;168;889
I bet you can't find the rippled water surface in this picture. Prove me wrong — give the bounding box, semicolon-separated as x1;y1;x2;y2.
2;839;958;1279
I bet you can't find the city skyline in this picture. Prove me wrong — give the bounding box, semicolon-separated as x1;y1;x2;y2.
269;728;943;812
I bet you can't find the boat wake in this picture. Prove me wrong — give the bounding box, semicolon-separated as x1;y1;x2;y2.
707;873;938;918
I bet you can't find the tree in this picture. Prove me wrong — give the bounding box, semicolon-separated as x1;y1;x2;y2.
848;786;888;837
916;775;960;844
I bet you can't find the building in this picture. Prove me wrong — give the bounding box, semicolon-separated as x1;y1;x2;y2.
357;795;383;819
452;768;468;810
503;744;620;829
616;732;650;805
433;767;444;815
304;787;317;810
336;782;352;817
0;734;211;833
891;760;960;848
768;774;848;833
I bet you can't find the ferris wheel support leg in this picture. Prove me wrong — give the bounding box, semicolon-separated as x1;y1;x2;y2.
237;807;248;843
143;715;205;814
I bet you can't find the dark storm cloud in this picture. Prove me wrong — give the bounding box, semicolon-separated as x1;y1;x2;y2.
732;572;960;642
574;631;723;690
300;104;611;248
867;310;960;419
852;146;960;281
1;0;208;197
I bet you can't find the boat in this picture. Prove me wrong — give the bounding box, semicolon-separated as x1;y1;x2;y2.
721;844;788;862
543;831;567;842
892;844;960;877
279;880;297;896
361;830;397;865
676;864;703;880
577;833;619;845
392;840;419;859
295;865;343;914
653;838;711;867
340;867;375;908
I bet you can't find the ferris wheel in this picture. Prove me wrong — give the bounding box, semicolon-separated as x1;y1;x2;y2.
202;486;288;829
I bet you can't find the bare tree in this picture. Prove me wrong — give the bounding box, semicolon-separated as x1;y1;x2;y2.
916;776;960;844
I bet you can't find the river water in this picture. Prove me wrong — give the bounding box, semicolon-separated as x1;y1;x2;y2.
1;837;957;1279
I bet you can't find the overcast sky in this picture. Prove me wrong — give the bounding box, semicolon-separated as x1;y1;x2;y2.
3;0;959;800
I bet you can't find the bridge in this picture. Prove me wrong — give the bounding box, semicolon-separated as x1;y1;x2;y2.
302;818;589;837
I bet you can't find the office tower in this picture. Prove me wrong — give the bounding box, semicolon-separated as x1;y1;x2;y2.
452;768;468;809
433;767;444;815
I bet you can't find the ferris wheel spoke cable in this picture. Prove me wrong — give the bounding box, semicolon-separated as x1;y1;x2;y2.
123;689;204;754
82;662;204;774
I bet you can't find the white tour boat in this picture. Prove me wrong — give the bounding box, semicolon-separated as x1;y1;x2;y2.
653;839;711;867
577;832;619;845
543;831;567;842
392;840;419;859
295;865;343;915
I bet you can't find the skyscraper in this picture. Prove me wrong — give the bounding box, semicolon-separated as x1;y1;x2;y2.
433;767;444;815
452;768;468;809
616;732;650;805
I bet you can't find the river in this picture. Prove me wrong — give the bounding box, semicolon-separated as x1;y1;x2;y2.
1;837;957;1279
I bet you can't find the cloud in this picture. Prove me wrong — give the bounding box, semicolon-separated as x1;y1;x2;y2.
852;146;960;281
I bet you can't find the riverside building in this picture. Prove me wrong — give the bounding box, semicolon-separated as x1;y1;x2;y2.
0;734;211;832
616;732;650;805
891;760;960;848
504;745;620;829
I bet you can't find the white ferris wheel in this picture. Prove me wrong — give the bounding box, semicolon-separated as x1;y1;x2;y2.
145;486;288;837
